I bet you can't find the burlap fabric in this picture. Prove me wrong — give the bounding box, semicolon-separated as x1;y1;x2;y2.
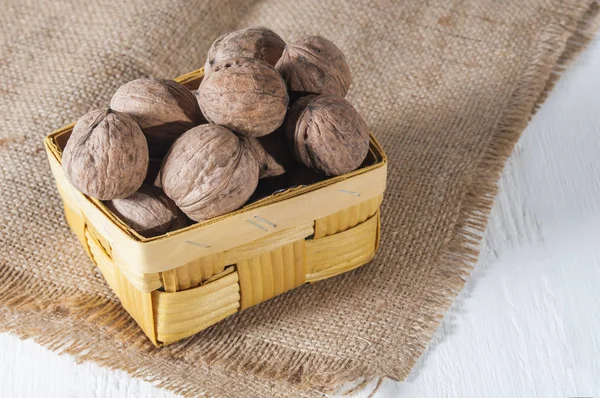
1;0;599;396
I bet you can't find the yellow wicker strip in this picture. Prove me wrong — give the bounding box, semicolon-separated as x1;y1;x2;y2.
60;183;112;256
259;252;274;301
236;259;254;310
237;240;306;310
202;265;236;284
199;253;225;283
152;271;240;344
270;246;285;296
223;223;313;265
55;180;81;218
154;285;238;321
293;241;305;285
160;253;225;293
62;200;89;255
86;229;157;342
313;194;382;239
156;224;312;293
306;212;379;282
160;270;176;294
75;209;162;294
119;267;162;293
86;221;112;257
113;267;156;340
282;244;297;291
86;231;115;282
158;303;239;345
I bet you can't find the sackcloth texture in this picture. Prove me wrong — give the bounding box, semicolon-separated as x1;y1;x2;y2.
1;0;599;396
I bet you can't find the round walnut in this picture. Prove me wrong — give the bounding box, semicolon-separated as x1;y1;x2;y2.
204;26;286;76
105;185;187;238
284;95;369;176
62;109;149;200
244;129;292;179
196;57;288;137
158;124;259;222
110;78;204;158
275;35;352;97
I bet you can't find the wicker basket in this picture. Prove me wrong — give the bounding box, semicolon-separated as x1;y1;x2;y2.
44;68;388;346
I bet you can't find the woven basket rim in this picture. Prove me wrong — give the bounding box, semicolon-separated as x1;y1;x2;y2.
44;68;388;244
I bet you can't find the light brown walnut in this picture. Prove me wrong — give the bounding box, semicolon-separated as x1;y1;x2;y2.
158;124;259;222
204;27;286;76
284;95;369;176
196;57;288;137
110;78;204;158
62;109;148;200
105;185;187;238
275;35;352;97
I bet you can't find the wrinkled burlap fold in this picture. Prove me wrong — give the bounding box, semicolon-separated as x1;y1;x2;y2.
1;0;599;396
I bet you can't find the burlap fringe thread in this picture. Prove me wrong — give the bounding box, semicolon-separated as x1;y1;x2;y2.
1;2;599;397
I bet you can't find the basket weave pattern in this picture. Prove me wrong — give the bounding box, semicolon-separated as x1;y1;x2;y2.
45;69;387;346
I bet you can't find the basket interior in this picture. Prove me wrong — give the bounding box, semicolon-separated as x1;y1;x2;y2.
45;68;387;243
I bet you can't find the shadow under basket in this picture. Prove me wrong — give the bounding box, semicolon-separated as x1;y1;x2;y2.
44;68;388;346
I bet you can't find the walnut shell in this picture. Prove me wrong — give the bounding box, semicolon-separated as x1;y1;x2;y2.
196;57;288;137
204;27;286;76
275;35;352;97
284;95;369;176
158;124;259;222
62;109;149;200
244;128;292;179
105;185;186;237
110;78;204;158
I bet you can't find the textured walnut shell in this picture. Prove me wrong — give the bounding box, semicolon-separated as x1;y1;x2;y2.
284;95;369;176
62;109;149;200
110;78;204;158
105;185;186;237
244;129;292;179
196;57;288;137
159;124;259;221
275;35;352;97
204;27;286;76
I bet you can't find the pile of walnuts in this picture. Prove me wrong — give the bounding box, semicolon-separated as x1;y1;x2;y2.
62;27;370;238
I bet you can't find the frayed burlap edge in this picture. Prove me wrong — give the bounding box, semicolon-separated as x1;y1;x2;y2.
379;0;600;388
0;267;372;397
1;2;599;397
357;2;600;392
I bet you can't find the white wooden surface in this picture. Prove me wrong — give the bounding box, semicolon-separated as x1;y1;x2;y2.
2;36;599;398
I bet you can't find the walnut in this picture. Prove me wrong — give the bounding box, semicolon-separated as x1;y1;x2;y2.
110;78;204;158
62;109;148;200
244;128;292;178
196;57;288;137
284;95;369;176
105;185;186;237
158;124;259;221
204;27;286;76
275;35;352;97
